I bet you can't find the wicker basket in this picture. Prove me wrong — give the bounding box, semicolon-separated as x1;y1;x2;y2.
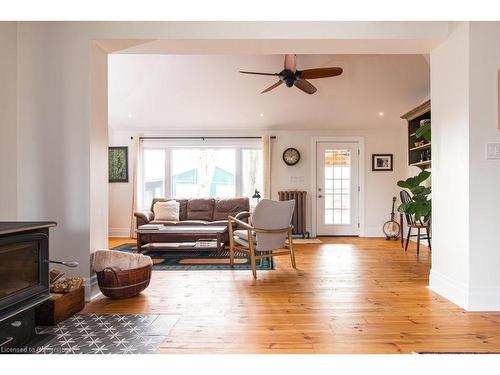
96;264;152;299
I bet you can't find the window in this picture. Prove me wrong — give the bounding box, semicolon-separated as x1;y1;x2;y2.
241;149;263;199
171;149;236;198
140;142;262;209
323;149;351;225
142;149;165;208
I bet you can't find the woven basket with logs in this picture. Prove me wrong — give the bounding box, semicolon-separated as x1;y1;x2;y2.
93;249;153;299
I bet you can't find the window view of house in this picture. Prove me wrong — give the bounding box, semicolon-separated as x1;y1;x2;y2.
171;148;236;198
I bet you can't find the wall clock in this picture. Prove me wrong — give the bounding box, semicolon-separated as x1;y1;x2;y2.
283;148;301;166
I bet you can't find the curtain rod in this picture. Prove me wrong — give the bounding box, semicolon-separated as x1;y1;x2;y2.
135;136;276;140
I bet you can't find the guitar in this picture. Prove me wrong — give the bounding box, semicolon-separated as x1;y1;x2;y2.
383;196;400;240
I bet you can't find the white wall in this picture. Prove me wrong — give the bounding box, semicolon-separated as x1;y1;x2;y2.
0;22;18;220
429;23;471;306
17;23;95;285
467;22;500;309
108;127;408;238
108;128;135;237
430;22;500;311
89;43;109;298
271;128;408;236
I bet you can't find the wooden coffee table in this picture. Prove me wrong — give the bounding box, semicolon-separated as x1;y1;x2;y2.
136;225;228;254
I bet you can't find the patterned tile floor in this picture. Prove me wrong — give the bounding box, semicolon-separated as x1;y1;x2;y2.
34;313;179;354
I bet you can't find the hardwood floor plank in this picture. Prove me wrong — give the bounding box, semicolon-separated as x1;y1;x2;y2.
83;237;500;353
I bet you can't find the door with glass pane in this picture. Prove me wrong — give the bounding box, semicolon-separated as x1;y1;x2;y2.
316;142;359;235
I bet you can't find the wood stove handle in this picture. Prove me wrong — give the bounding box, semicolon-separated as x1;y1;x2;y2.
45;260;79;268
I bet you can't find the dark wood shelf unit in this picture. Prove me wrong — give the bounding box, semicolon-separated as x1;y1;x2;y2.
401;100;431;170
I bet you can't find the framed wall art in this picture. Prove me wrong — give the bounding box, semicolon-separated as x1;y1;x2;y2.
109;146;129;183
372;154;393;171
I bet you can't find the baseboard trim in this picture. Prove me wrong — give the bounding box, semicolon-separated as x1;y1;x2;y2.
84;273;101;302
468;285;500;311
428;269;469;309
429;270;500;311
363;227;385;237
109;228;130;237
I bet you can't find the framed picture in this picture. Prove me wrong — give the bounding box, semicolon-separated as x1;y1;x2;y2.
109;146;129;182
372;154;393;171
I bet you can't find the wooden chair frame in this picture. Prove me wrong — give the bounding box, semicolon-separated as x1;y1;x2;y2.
399;213;431;255
228;216;296;279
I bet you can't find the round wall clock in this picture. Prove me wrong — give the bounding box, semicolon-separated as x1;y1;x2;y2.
283;148;301;166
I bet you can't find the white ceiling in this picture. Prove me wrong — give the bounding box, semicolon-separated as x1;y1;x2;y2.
108;54;429;131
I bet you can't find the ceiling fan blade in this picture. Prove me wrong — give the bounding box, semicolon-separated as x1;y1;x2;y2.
294;79;317;95
284;54;297;72
239;71;279;76
261;80;283;93
300;67;343;79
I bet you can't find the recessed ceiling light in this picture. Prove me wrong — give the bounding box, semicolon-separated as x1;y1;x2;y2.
127;113;133;118
378;112;384;117
259;113;264;117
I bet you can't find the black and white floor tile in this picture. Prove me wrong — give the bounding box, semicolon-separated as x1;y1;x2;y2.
34;313;179;354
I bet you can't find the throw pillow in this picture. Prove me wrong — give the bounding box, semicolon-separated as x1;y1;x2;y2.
153;201;180;221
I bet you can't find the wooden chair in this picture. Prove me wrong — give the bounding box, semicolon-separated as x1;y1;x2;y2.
228;199;296;279
399;190;431;255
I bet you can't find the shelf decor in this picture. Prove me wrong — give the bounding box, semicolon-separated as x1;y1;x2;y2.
401;100;431;170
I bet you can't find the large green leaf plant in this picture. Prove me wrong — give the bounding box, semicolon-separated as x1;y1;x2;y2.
397;170;431;222
415;122;431;142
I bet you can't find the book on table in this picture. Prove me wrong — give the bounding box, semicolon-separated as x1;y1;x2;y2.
195;239;218;248
138;224;165;230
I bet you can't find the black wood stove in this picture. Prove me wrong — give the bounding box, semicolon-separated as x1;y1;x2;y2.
0;222;56;350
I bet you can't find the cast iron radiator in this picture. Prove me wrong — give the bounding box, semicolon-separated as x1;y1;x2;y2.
278;190;310;238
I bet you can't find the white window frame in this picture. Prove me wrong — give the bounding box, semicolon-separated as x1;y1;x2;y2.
140;139;262;210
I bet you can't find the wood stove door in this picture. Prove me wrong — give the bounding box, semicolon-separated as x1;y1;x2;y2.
0;232;49;316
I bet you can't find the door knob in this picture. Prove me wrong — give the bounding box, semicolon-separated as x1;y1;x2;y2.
318;194;323;198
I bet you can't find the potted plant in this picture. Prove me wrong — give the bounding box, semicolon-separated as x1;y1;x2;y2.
397;170;431;222
416;120;431;142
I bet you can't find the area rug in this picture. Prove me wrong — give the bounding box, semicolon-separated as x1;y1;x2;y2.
111;243;274;271
33;313;176;354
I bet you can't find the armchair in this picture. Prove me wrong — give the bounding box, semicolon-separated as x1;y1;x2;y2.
228;199;296;279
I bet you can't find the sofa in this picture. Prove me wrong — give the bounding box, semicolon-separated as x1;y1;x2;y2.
134;197;250;242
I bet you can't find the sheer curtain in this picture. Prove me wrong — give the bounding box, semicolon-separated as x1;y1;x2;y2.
129;136;141;239
262;135;272;199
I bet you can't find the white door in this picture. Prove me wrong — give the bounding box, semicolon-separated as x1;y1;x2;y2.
316;142;359;235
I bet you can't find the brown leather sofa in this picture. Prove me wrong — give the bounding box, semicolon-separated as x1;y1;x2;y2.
134;197;250;242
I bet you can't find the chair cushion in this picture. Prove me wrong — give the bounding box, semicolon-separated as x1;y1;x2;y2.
233;229;256;249
153;200;180;221
186;199;214;221
251;199;293;252
213;198;250;221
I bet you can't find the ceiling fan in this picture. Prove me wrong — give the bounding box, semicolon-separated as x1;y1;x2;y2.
239;54;343;95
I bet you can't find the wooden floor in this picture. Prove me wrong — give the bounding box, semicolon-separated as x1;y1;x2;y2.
84;237;500;354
